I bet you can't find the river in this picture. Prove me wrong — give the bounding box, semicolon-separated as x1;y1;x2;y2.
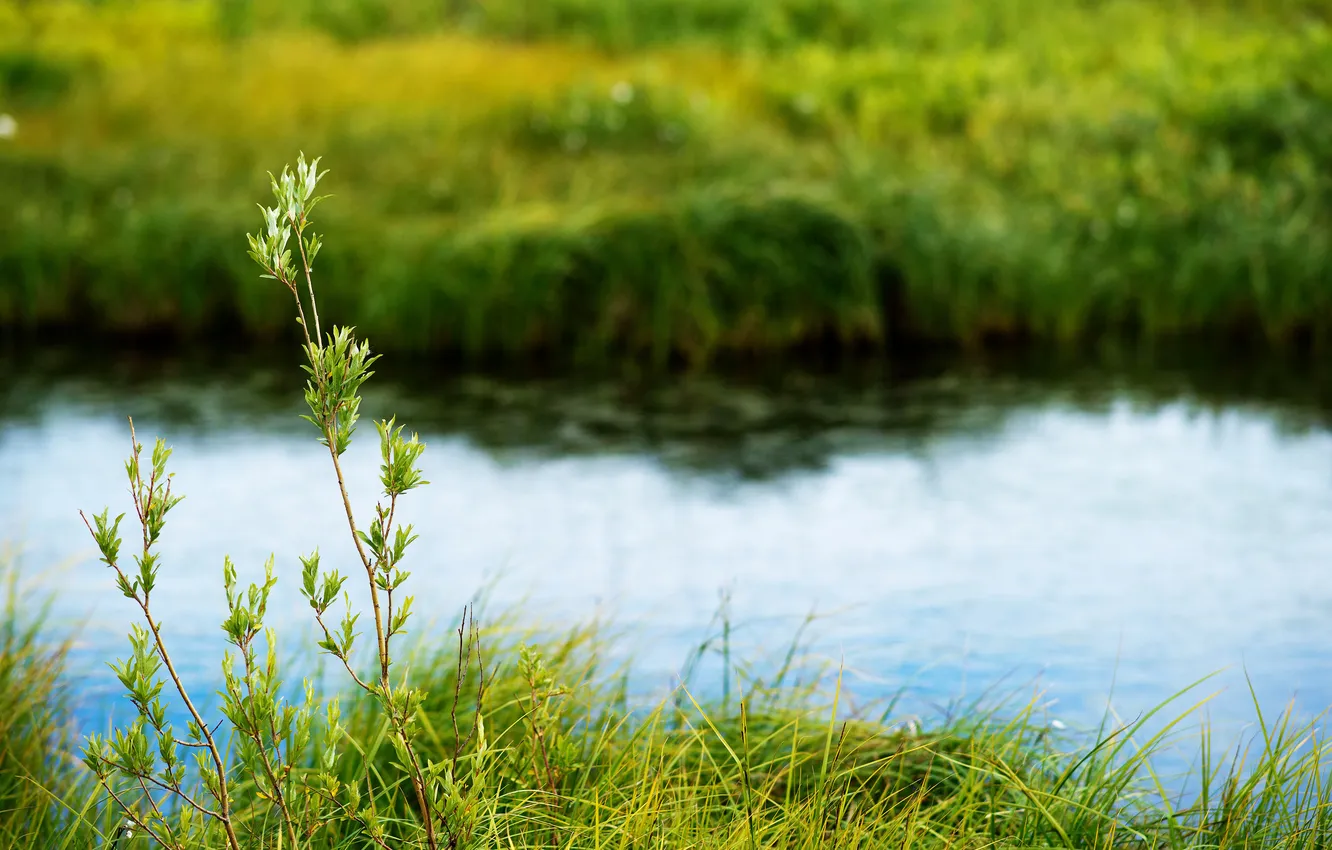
3;341;1331;777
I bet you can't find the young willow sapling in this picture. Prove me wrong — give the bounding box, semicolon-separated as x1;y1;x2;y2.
81;155;488;850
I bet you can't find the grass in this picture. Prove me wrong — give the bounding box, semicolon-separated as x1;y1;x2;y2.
0;547;87;847
3;0;1331;364
5;599;1332;848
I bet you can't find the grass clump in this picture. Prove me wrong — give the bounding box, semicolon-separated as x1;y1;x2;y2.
0;550;84;846
6;0;1332;362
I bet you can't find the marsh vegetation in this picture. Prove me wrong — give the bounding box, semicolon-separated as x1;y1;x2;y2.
3;0;1331;362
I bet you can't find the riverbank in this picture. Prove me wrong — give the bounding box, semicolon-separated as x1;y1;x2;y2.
5;570;1331;848
3;0;1331;363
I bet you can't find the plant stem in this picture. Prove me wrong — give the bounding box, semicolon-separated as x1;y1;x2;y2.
96;759;224;821
382;494;398;659
100;782;174;850
240;641;300;849
78;513;243;850
296;219;323;344
290;287;314;350
137;602;241;850
284;188;438;850
319;385;438;850
323;438;389;684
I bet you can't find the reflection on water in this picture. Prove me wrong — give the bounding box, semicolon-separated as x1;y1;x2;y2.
3;341;1332;762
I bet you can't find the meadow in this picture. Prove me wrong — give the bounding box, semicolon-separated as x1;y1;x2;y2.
3;0;1332;364
1;150;1330;848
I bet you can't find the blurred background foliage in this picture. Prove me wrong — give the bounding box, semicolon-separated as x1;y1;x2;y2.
2;0;1331;363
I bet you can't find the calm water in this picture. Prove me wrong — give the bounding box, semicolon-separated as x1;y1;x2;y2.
4;343;1332;768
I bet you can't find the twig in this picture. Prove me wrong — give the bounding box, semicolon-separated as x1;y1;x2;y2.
312;610;373;693
295;215;323;345
95;758;224;821
80;491;242;850
98;780;174;850
323;433;388;679
239;639;300;849
135;776;177;847
318;421;436;849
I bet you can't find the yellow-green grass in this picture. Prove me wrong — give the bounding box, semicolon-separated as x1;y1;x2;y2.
27;607;1332;848
3;0;1331;363
0;551;84;847
319;626;1332;850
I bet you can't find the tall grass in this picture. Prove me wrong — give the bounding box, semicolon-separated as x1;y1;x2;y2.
51;610;1332;848
4;0;1331;362
4;553;1331;847
255;611;1332;849
0;548;88;847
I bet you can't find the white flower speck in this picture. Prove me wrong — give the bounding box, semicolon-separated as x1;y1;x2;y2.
0;114;16;140
610;81;634;104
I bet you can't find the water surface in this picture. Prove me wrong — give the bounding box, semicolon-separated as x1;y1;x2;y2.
3;343;1331;769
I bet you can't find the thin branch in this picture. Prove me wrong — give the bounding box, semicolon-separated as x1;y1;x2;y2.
96;758;224;821
130;419;150;557
134;600;239;849
382;494;399;658
294;215;437;850
323;429;388;683
384;584;395;675
98;779;175;850
312;610;373;693
451;609;468;774
81;430;243;850
135;775;178;848
383;495;398;558
456;610;488;766
295;215;324;344
263;259;313;352
290;287;315;351
400;725;438;850
240;643;300;849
